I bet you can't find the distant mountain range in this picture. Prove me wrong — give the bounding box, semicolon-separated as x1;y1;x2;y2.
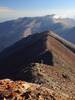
0;15;75;52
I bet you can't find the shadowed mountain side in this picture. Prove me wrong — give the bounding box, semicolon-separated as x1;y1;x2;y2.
0;31;53;75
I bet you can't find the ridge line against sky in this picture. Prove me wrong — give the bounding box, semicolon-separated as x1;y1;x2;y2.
0;0;75;22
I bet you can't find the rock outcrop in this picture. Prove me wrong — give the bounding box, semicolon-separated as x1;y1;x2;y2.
0;79;74;100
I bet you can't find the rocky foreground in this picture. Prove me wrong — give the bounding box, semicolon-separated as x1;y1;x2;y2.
0;79;75;100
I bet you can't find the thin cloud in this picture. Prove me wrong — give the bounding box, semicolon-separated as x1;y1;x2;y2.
0;7;15;13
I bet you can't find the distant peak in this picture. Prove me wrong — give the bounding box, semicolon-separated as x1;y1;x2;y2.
44;14;55;18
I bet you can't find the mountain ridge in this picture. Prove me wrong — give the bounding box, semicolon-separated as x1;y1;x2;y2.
0;31;75;98
0;31;75;78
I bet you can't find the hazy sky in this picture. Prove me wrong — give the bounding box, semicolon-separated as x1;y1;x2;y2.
0;0;75;22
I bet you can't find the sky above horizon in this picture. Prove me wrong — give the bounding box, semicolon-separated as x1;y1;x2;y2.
0;0;75;22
